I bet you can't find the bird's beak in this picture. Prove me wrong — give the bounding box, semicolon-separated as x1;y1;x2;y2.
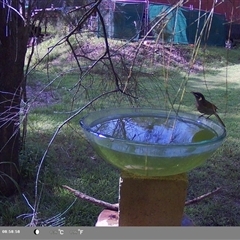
191;92;198;99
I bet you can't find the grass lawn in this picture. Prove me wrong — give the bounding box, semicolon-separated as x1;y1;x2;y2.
1;34;240;226
186;65;240;225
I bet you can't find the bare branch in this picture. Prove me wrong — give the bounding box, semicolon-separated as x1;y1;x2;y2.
96;7;121;92
62;185;119;211
62;185;222;211
185;187;222;206
0;0;26;22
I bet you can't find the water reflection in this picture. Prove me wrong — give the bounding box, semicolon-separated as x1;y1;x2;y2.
92;117;209;145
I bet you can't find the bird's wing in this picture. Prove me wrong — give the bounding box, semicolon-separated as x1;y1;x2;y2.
205;100;218;112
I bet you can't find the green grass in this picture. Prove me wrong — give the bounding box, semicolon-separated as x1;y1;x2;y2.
1;33;240;226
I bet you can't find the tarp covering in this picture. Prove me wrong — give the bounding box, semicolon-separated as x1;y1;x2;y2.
99;1;227;46
181;8;226;46
149;4;188;44
149;4;226;46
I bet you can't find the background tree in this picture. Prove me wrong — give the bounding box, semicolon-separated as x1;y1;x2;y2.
0;0;102;197
0;0;29;196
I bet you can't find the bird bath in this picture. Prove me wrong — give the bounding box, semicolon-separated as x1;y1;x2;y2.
80;108;226;226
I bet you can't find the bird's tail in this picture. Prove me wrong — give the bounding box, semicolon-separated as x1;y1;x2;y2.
214;113;226;128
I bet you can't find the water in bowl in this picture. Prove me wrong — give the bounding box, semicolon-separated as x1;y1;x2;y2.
88;116;218;176
91;116;216;144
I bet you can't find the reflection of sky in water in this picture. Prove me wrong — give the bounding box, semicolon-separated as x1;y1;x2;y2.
91;117;202;145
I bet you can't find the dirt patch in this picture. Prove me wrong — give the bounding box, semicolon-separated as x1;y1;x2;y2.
74;39;204;73
26;84;60;108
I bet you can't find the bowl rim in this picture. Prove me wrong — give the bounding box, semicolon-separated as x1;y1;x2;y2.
80;107;227;148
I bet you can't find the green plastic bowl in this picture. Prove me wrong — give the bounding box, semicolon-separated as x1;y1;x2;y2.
80;108;226;176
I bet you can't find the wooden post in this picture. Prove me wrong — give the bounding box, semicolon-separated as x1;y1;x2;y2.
118;171;188;226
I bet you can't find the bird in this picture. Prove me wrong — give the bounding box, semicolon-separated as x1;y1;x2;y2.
191;91;225;128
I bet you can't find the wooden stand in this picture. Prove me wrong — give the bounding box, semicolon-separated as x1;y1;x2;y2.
96;171;190;226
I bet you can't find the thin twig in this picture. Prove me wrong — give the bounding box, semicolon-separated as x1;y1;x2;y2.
62;185;119;211
185;187;221;206
62;185;221;210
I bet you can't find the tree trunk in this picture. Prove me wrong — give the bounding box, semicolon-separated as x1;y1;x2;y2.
0;2;28;196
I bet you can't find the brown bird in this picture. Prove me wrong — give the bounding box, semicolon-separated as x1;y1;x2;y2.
191;91;225;127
